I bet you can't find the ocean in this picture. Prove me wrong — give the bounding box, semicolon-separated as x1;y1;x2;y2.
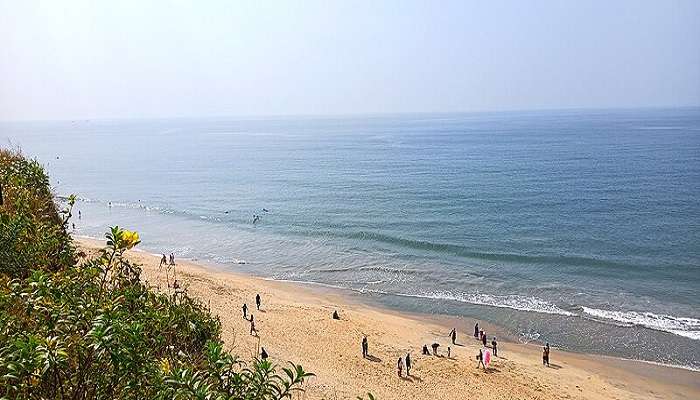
2;108;699;369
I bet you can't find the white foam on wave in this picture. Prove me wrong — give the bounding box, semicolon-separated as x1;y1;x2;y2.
394;290;577;316
259;276;575;316
582;307;700;340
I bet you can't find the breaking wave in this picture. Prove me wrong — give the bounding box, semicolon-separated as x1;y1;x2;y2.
582;307;700;340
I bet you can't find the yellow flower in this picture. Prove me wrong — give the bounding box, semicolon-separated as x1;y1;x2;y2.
159;357;171;374
121;230;140;249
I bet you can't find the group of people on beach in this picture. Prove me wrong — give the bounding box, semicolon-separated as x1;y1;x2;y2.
160;253;176;267
396;353;411;377
364;322;509;377
242;293;262;336
359;324;494;378
362;337;412;378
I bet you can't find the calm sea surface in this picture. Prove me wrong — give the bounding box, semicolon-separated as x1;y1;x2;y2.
3;108;699;369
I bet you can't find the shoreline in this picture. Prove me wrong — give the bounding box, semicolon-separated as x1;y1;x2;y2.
75;236;700;399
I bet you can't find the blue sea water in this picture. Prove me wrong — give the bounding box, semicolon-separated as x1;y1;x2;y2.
2;108;699;369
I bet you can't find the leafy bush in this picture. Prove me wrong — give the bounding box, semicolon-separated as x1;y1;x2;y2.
0;149;313;399
0;148;74;277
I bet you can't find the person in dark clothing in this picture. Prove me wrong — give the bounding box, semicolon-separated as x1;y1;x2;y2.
449;328;457;345
405;353;412;376
397;357;403;377
491;337;498;357
431;342;440;356
249;314;257;336
332;310;340;320
260;347;268;360
255;293;261;310
474;323;479;338
361;336;368;358
482;331;487;347
476;349;485;369
422;344;430;355
242;303;248;319
543;343;550;366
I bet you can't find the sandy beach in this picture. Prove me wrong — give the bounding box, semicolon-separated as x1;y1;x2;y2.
77;237;699;400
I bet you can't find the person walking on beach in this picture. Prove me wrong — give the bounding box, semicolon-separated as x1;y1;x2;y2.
160;254;167;267
242;303;248;319
447;346;451;358
169;253;175;266
261;347;268;360
405;353;411;376
474;323;479;338
449;328;457;345
397;357;403;377
482;331;487;347
422;345;430;355
361;336;368;358
491;337;498;357
255;293;261;310
543;343;550;366
476;349;485;369
249;314;257;336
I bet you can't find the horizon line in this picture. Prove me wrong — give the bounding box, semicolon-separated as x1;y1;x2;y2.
1;104;699;124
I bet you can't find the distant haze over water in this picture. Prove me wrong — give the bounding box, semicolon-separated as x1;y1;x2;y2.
3;108;699;369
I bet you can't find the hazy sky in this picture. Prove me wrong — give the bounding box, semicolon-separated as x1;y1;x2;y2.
1;0;699;121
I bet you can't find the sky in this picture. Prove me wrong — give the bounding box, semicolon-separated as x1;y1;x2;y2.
1;0;699;121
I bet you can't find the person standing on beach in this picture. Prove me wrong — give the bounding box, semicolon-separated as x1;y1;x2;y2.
160;254;167;267
361;336;368;358
169;253;175;266
255;293;261;310
449;328;457;344
242;303;248;319
476;349;485;369
249;314;257;336
405;353;411;376
482;331;487;347
543;343;550;366
491;337;498;357
474;323;479;338
397;357;403;377
447;346;451;358
261;347;268;360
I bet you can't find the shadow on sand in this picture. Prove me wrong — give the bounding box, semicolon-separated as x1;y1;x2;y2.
365;354;382;363
402;375;424;383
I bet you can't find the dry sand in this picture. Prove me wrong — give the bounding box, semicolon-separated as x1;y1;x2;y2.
77;237;699;400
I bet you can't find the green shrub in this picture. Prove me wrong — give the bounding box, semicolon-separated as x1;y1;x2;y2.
0;148;74;277
0;150;313;399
